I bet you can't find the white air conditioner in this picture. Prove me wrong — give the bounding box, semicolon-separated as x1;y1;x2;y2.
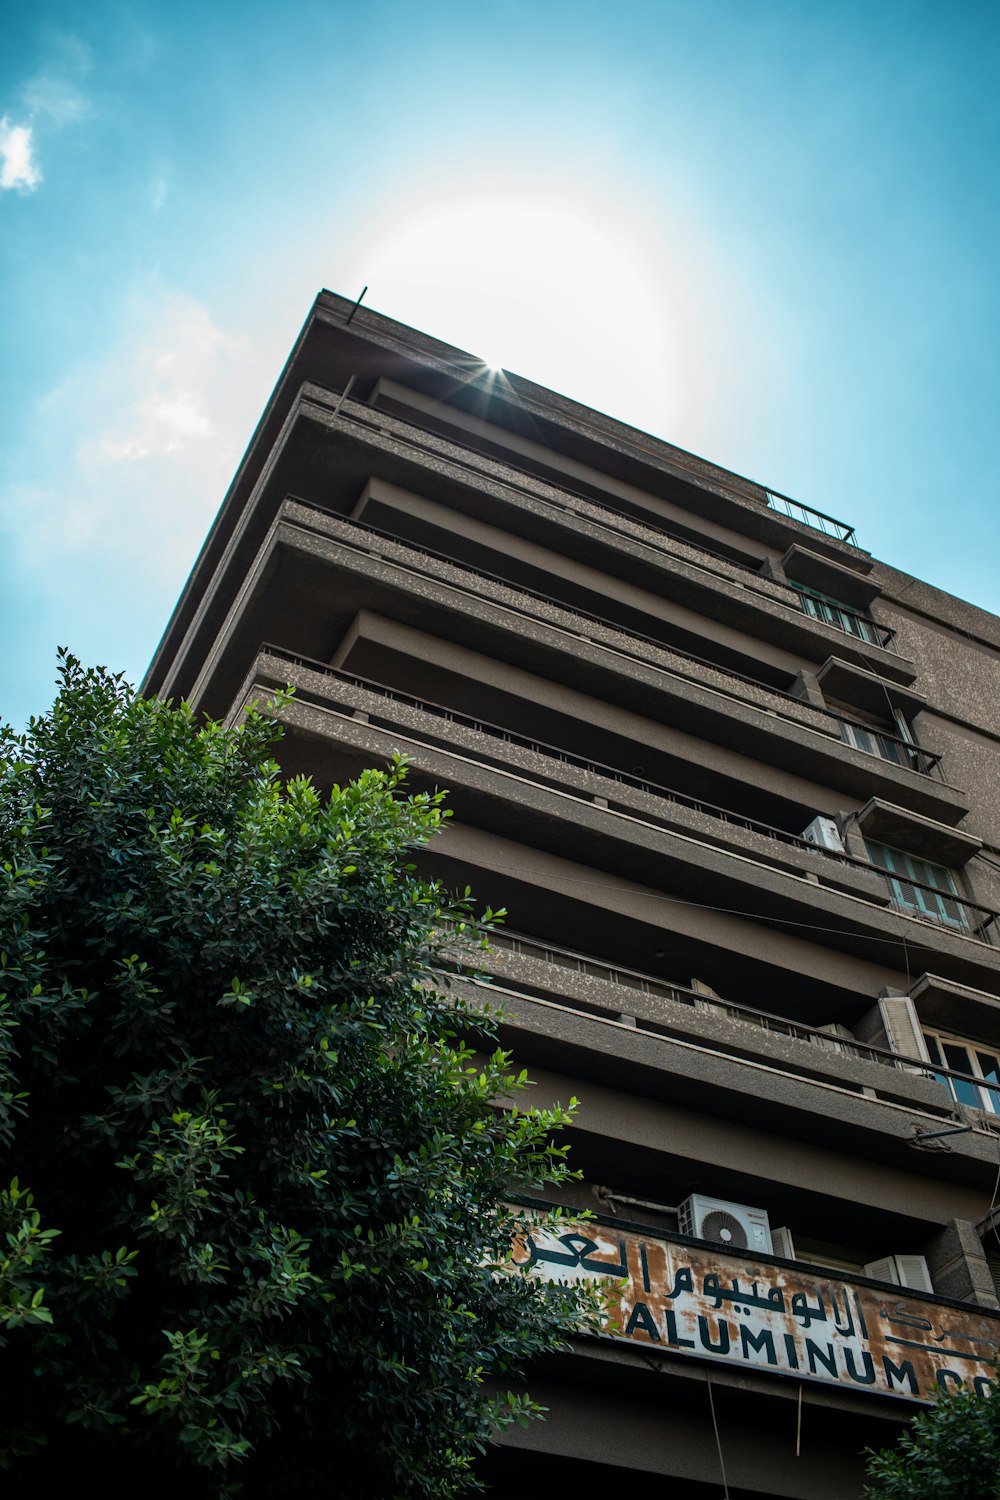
800;815;845;853
679;1194;773;1255
863;1254;933;1294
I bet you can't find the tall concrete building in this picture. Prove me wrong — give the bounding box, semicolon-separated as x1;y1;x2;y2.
145;291;1000;1498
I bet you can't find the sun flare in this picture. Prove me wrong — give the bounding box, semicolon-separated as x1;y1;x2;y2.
343;180;716;441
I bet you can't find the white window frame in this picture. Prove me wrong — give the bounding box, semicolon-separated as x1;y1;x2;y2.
921;1028;1000;1114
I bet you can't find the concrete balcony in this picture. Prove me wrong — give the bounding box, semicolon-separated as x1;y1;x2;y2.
195;502;967;830
231;650;999;1004
146;380;912;708
448;967;1000;1232
458;930;1000;1173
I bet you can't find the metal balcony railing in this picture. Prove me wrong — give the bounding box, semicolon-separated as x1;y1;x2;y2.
788;585;896;652
322;391;868;616
281;504;942;781
834;717;940;777
471;930;1000;1112
262;645;860;865
330;384;864;563
879;876;998;941
765;490;859;547
259;647;991;945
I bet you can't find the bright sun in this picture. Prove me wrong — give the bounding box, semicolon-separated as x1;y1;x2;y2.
342;181;714;442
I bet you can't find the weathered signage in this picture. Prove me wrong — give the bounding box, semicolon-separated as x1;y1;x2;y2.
512;1213;999;1403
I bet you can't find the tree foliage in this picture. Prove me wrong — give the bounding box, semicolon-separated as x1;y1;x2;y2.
0;654;593;1496
864;1373;1000;1500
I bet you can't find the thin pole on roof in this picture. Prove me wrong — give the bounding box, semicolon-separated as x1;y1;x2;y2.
345;286;368;325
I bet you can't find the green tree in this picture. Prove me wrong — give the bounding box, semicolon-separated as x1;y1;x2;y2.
864;1374;1000;1499
0;654;593;1497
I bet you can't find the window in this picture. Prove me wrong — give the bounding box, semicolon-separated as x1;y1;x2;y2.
839;717;908;766
865;840;969;929
830;699;919;770
922;1030;1000;1114
789;582;882;645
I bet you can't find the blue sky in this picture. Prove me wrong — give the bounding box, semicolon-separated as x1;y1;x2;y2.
2;1;1000;726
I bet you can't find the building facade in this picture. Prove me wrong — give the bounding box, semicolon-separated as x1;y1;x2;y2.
145;291;1000;1497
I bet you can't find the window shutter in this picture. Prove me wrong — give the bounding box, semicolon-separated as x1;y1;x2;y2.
986;1248;1000;1302
878;997;931;1063
894;1254;933;1294
863;1254;933;1293
863;1256;899;1284
771;1226;796;1260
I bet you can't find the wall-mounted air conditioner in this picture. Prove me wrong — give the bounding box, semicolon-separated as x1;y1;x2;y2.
800;816;846;853
679;1194;773;1255
863;1254;933;1293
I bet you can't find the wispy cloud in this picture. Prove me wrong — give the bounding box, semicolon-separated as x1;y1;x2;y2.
21;73;91;126
1;30;94;194
149;171;168;212
3;284;265;574
0;115;42;192
0;283;275;715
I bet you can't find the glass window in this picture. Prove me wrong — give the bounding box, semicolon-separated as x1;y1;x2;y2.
789;582;881;645
839;718;907;766
923;1030;1000;1113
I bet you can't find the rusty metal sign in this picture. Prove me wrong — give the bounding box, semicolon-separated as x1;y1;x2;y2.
511;1212;1000;1403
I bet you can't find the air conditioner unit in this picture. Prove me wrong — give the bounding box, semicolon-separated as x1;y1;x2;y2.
863;1254;933;1294
800;816;845;853
679;1194;773;1255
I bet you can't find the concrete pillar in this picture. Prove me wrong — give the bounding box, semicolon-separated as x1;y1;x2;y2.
923;1219;998;1308
792;669;827;709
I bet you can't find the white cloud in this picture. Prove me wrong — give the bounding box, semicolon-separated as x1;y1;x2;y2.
3;285;267;577
0;115;42;192
0;284;279;714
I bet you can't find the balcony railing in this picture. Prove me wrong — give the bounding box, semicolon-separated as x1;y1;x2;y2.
282;504;943;781
788;585;896;651
765;489;859;547
263;644;861;861
878;874;999;942
333;385;864;569
259;647;991;945
835;717;940;776
465;929;1000;1114
323;392;870;617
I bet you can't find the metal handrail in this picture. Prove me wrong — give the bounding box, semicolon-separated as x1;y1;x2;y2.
261;645;862;865
347;394;766;575
476;929;998;1103
321;383;862;562
787;582;896;652
282;502;941;779
260;646;992;943
338;400;878;623
834;718;940;778
765;489;859;547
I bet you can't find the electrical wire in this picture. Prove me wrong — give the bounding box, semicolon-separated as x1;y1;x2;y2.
705;1370;730;1500
985;1129;1000;1254
471;862;977;958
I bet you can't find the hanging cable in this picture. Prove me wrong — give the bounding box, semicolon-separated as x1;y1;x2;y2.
471;861;977;957
705;1371;730;1500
